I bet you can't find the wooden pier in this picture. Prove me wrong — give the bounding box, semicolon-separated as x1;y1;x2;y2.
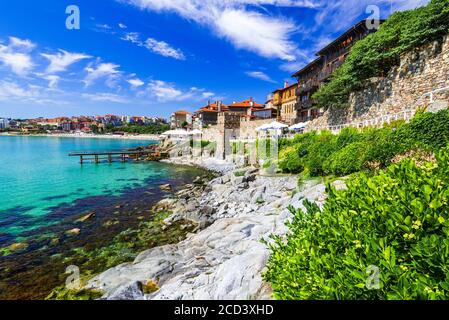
69;149;165;164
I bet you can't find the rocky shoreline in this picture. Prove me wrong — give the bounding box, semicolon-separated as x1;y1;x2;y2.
85;157;334;300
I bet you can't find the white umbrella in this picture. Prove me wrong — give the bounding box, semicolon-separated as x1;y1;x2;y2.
265;121;288;130
188;129;203;135
256;123;271;131
289;122;307;130
162;129;190;136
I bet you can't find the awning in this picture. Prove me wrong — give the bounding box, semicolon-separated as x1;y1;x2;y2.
289;122;309;130
256;121;288;131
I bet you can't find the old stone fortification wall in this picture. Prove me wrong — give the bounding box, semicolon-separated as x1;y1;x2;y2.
201;118;273;141
239;118;273;140
306;35;449;132
201;125;221;142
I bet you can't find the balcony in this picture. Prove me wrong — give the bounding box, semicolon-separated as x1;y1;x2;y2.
319;60;345;81
298;100;314;110
297;79;320;94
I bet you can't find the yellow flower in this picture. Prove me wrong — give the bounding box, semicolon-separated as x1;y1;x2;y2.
412;220;422;230
353;240;362;249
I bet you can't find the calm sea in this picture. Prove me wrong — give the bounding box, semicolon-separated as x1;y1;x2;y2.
0;136;197;242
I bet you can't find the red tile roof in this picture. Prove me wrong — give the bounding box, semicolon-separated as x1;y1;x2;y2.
228;98;263;109
195;102;229;114
174;110;191;115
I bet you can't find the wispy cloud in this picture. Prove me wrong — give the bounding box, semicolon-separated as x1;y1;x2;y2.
118;23;128;29
121;32;141;44
84;62;121;87
314;0;430;33
82;92;129;103
127;78;145;88
121;32;186;60
146;80;216;102
41;50;91;74
0;36;35;76
145;38;185;60
246;71;276;83
121;0;320;61
43;75;61;89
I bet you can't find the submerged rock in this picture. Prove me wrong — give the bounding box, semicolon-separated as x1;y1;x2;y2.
9;243;29;252
76;212;96;223
65;228;81;236
160;184;173;192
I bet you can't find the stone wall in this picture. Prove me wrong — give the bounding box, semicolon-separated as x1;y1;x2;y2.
201;124;221;142
239;118;273;140
306;35;449;132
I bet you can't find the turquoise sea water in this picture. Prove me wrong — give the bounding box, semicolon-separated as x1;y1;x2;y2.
0;136;188;239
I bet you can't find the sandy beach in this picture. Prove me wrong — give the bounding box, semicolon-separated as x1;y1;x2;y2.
0;132;162;141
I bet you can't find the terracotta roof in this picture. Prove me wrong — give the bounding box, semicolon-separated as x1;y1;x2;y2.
195;102;229;114
229;99;263;109
174;110;191;115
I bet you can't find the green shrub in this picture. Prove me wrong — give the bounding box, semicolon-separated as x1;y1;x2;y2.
305;132;338;176
335;128;363;149
327;142;370;176
278;110;449;176
279;147;304;173
394;109;449;151
264;148;449;300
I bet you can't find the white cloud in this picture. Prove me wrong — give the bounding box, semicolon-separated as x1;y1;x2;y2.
97;23;112;29
119;23;128;29
8;36;36;51
246;71;276;83
41;50;91;74
127;78;145;87
121;32;186;60
82;92;129;103
44;75;61;89
0;81;34;100
147;80;183;102
121;0;318;61
0;36;35;76
84;62;121;86
0;81;63;105
121;32;142;45
145;38;185;60
314;0;430;32
146;80;215;102
217;9;296;61
123;0;430;61
202;91;215;99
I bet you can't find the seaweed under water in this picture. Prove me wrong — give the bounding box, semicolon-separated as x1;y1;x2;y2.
0;170;210;300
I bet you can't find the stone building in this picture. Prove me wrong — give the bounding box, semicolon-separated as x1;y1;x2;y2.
292;19;383;123
170;110;192;129
195;101;228;126
306;35;449;132
273;82;298;125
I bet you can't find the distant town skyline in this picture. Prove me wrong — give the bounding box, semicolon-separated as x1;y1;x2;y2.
0;0;429;119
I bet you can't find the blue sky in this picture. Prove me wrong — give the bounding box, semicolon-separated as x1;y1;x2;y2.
0;0;429;119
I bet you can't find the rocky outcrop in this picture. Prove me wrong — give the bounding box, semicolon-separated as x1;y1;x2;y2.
85;165;336;300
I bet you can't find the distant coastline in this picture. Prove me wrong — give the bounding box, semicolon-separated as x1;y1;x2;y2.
0;132;162;141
